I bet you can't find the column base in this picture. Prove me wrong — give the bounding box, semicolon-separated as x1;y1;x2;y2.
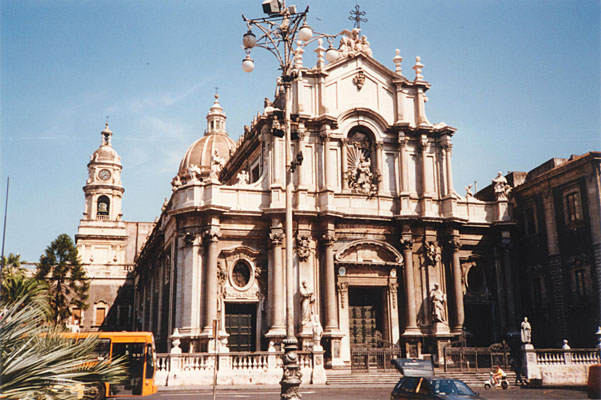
265;327;287;338
403;327;422;336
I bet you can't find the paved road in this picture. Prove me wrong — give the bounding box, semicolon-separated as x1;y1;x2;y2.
114;385;592;399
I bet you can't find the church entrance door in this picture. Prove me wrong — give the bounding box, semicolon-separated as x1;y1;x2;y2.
348;287;384;349
225;303;256;352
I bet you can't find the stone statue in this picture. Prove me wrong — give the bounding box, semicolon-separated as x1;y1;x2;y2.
430;283;446;323
465;184;473;198
210;150;224;180
312;314;323;348
236;170;249;185
299;280;314;325
187;164;201;182
171;175;182;190
520;317;532;344
352;155;373;194
492;171;511;200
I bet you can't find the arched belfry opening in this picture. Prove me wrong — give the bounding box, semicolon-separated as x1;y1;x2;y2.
97;195;110;218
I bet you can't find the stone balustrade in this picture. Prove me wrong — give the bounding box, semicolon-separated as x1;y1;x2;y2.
524;346;600;385
155;349;326;387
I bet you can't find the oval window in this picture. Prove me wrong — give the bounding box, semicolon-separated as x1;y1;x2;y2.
232;262;251;288
467;266;486;295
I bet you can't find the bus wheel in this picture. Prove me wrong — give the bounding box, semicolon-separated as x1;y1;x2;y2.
87;383;105;400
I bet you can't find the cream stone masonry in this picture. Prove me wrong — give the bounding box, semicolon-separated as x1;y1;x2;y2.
134;27;520;378
75;123;153;332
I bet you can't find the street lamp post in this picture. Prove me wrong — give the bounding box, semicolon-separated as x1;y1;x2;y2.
241;2;338;399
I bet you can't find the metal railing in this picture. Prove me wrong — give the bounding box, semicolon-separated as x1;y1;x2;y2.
443;345;509;372
350;347;403;373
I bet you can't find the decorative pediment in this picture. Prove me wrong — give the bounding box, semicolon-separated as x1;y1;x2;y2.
335;239;402;265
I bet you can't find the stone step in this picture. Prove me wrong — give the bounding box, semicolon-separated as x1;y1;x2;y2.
325;370;517;388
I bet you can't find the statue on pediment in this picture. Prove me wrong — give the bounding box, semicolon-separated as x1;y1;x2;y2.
338;28;372;58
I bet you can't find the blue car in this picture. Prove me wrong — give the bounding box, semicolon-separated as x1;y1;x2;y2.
390;359;484;400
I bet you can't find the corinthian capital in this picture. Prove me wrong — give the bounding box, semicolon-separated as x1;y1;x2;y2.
321;233;336;247
448;238;461;251
202;227;221;245
269;231;284;246
399;237;414;251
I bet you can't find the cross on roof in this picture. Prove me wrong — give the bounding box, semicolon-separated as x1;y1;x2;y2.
349;4;367;29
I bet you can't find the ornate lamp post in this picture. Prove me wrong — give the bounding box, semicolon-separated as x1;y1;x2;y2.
241;2;338;399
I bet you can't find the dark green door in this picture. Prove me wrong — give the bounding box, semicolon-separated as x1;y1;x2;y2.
225;303;256;352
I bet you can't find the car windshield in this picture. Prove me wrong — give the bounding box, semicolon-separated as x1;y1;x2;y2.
431;379;475;396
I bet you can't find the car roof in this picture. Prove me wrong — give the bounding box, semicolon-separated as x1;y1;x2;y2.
391;358;434;377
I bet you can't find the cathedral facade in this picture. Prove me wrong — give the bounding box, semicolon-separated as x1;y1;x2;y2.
131;28;519;366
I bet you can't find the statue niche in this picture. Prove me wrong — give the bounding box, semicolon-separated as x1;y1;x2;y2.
346;129;377;195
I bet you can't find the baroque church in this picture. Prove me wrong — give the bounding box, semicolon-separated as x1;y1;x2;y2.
74;25;600;369
129;28;519;365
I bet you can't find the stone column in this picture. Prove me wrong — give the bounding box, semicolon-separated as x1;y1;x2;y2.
267;229;286;338
322;233;338;334
375;142;384;192
341;138;349;191
320;125;331;190
420;134;431;195
502;241;517;332
449;238;464;333
202;227;220;336
398;133;409;193
443;139;454;197
400;237;419;334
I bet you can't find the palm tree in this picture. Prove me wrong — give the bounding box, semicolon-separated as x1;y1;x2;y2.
1;252;25;278
36;234;90;323
0;298;126;400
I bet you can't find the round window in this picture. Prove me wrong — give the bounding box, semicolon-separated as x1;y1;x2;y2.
232;262;251;288
467;266;486;295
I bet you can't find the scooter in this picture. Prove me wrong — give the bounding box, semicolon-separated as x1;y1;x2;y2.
484;372;509;390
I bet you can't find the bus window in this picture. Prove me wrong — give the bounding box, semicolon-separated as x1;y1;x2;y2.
92;338;111;361
145;344;155;379
110;342;145;396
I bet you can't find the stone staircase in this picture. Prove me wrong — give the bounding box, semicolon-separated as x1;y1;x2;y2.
325;369;516;389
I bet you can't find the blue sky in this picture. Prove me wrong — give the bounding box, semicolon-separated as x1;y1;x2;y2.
1;0;599;262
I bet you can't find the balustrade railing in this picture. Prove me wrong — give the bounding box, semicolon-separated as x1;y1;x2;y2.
535;348;600;365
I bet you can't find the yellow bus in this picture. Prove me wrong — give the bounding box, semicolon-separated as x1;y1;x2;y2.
64;331;158;400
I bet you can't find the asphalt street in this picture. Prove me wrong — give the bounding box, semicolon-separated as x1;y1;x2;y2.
114;385;592;399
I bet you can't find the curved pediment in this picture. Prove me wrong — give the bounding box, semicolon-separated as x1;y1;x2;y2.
335;239;403;265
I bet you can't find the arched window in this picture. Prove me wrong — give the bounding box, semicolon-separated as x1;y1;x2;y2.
97;195;110;217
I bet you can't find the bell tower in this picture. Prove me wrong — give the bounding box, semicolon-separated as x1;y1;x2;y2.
76;123;131;332
82;123;124;221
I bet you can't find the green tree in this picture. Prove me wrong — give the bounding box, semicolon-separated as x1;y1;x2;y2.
1;269;50;313
36;234;90;324
0;298;126;400
1;252;25;277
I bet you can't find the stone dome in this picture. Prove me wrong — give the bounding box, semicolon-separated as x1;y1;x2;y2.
177;94;236;179
91;123;121;164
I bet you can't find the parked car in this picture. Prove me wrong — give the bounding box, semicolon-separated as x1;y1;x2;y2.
390;359;484;400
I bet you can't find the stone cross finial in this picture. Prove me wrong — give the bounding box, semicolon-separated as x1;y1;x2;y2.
413;56;424;82
393;49;403;75
349;4;367;29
